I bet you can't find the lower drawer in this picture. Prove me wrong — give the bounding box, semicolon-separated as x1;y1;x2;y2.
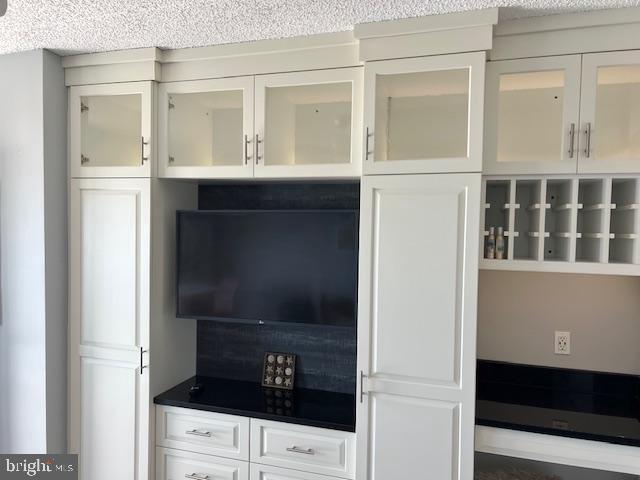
156;447;249;480
250;463;340;480
250;419;355;479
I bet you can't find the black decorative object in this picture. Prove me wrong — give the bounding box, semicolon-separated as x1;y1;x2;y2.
262;352;296;390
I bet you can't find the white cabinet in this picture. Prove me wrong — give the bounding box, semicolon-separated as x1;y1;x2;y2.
69;178;151;480
158;77;255;179
250;419;355;479
362;52;485;175
484;56;582;175
255;68;363;178
70;82;154;178
158;68;363;179
156;406;250;460
578;50;640;174
485;50;640;175
356;174;481;480
157;447;249;480
250;463;339;480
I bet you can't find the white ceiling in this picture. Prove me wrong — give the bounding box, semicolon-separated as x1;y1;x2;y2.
0;0;639;56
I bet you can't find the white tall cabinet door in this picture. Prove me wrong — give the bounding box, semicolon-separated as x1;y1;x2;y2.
70;82;154;178
484;56;582;175
69;178;151;480
254;67;363;178
362;52;485;175
158;77;255;179
578;50;640;173
356;174;481;480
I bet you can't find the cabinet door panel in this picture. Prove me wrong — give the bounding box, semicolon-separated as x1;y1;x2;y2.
255;68;363;178
70;82;153;178
356;174;480;480
484;56;581;175
69;178;150;480
369;394;459;480
579;51;640;173
363;53;485;174
159;77;255;179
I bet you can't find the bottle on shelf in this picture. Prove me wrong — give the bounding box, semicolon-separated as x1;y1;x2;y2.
495;226;505;260
486;227;496;259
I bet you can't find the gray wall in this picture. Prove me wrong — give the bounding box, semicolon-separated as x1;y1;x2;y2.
0;49;67;453
478;270;640;375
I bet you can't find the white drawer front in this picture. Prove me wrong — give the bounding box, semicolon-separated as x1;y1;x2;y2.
157;447;249;480
157;406;250;460
250;463;338;480
250;420;355;479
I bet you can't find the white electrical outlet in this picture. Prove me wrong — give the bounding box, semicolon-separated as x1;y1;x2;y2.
555;331;571;355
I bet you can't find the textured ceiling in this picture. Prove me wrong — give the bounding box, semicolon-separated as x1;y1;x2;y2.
0;0;639;56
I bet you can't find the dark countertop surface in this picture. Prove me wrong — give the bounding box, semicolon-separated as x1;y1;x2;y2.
154;375;356;433
475;360;640;447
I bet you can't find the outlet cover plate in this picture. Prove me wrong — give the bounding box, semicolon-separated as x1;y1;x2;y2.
555;331;571;355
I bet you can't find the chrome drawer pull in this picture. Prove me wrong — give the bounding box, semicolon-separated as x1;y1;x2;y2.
286;446;315;455
185;474;210;480
185;429;212;437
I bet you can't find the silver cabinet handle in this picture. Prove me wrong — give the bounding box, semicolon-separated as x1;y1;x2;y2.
244;134;252;165
141;136;149;164
286;446;315;455
255;133;262;165
584;123;591;158
139;347;148;375
186;429;212;437
360;370;367;403
568;123;576;158
185;474;210;480
365;127;373;161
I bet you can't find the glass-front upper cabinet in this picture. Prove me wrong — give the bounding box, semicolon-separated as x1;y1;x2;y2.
254;68;363;178
158;77;254;179
579;50;640;174
69;82;153;178
483;56;582;175
362;52;485;175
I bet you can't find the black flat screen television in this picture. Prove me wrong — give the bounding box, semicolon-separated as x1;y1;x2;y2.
176;210;358;327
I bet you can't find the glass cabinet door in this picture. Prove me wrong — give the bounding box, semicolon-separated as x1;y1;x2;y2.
484;56;582;175
363;52;485;175
158;77;254;179
254;67;362;178
70;82;153;178
579;50;640;174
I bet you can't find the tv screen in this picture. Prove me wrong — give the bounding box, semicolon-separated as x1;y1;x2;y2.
176;210;358;327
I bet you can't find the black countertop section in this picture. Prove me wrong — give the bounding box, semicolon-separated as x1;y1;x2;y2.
476;360;640;447
154;376;356;433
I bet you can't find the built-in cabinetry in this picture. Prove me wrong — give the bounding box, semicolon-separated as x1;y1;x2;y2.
68;179;197;480
484;50;640;175
481;175;640;273
363;52;485;174
356;174;481;480
155;406;356;480
69;82;155;178
159;67;363;179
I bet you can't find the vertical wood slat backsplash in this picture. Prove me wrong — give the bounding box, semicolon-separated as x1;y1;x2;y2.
195;182;360;394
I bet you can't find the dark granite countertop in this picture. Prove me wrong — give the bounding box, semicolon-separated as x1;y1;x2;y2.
154;375;356;433
475;360;640;447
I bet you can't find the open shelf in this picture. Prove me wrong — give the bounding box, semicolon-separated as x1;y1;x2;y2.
483;180;512;259
609;178;640;264
544;179;575;262
576;179;607;263
481;175;640;274
514;180;544;260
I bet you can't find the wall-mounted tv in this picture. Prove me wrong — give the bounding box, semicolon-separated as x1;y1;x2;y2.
176;210;358;327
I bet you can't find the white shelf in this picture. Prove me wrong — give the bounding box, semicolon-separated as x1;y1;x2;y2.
481;175;640;271
475;426;640;476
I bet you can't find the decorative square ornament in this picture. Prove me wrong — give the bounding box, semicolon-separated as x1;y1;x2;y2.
262;352;296;390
